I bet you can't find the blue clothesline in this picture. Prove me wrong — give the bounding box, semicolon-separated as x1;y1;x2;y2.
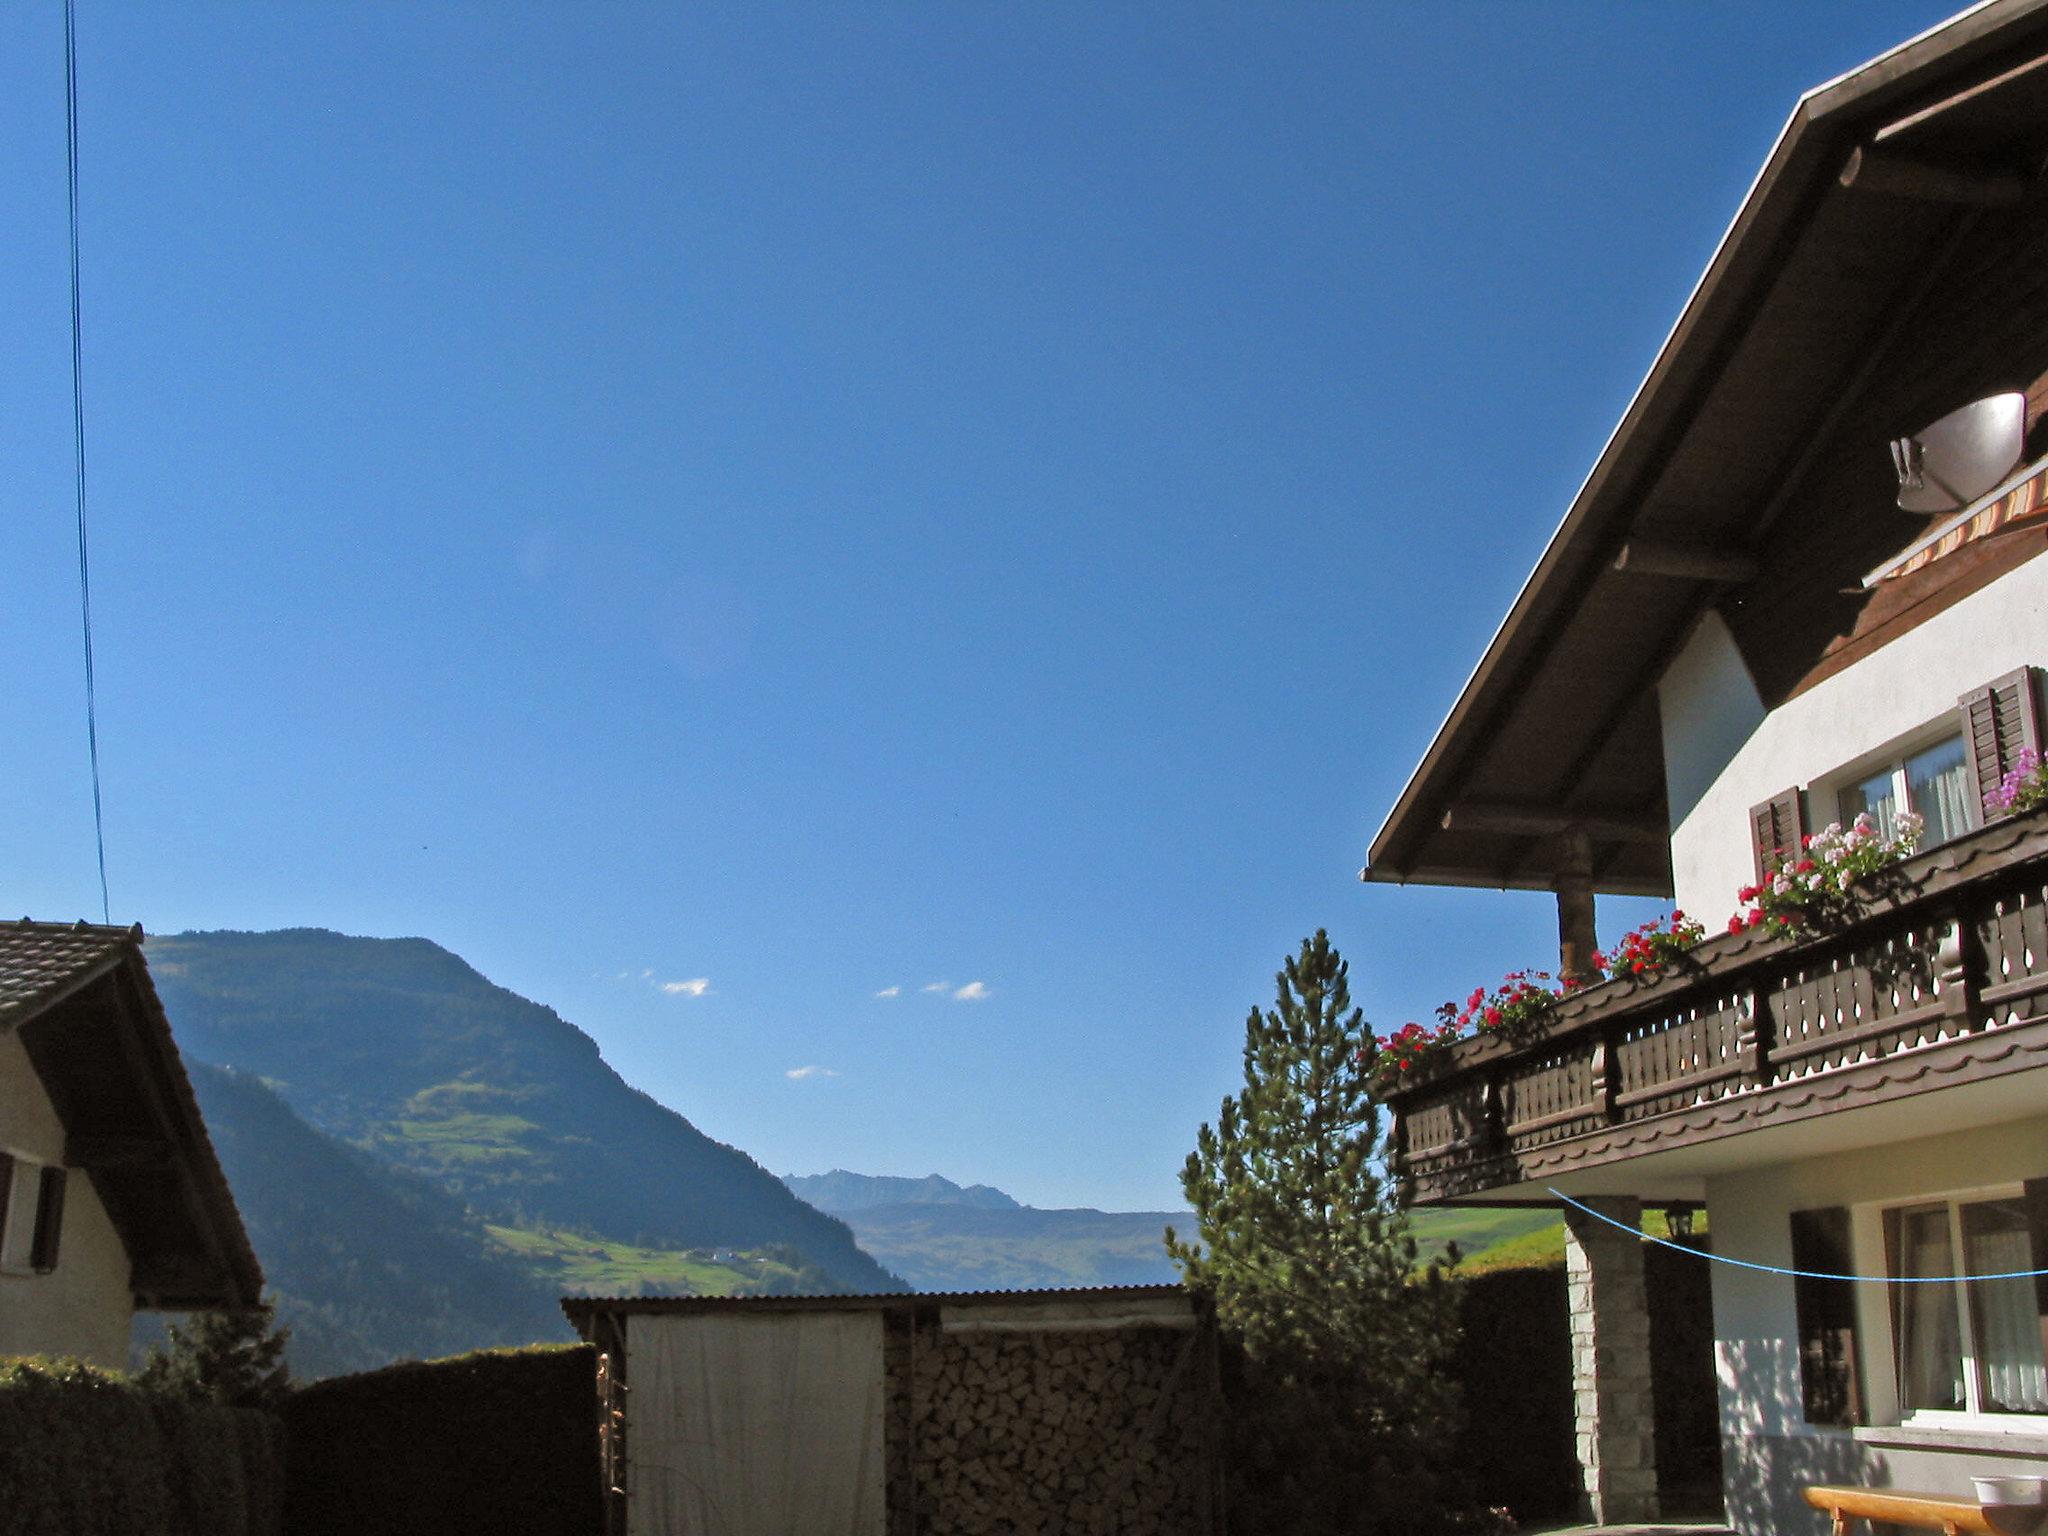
1547;1188;2048;1283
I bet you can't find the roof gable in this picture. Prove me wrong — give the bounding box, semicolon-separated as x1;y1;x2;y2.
1368;0;2048;895
1;920;262;1310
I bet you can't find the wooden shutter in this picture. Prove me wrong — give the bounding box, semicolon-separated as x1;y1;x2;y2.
29;1167;65;1274
1750;787;1806;882
1791;1207;1862;1425
1961;666;2044;820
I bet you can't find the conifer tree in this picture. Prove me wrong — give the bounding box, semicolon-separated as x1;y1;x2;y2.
1168;930;1462;1536
137;1295;292;1410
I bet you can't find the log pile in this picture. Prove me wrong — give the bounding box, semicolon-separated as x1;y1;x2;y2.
892;1322;1209;1536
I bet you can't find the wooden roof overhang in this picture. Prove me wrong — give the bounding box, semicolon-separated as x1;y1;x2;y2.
1;921;263;1310
1366;0;2048;898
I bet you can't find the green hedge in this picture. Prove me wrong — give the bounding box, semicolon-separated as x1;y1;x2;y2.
282;1343;600;1536
0;1357;283;1536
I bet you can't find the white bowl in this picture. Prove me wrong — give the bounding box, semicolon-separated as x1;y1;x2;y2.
1975;1477;2047;1508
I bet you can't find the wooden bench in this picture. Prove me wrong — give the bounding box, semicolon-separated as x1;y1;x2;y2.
1804;1483;2038;1536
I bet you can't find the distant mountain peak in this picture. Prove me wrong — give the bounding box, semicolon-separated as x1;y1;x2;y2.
784;1169;1023;1214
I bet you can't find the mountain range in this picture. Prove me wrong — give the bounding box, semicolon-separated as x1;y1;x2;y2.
785;1169;1189;1290
146;928;902;1374
139;927;1566;1377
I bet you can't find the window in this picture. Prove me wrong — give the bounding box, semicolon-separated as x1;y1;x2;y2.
1838;733;1977;850
1748;667;2044;881
0;1153;66;1277
1885;1194;2048;1419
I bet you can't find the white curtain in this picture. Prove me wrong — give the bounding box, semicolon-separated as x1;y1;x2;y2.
1965;1203;2048;1414
1907;738;1976;847
626;1310;886;1536
1897;1206;1964;1413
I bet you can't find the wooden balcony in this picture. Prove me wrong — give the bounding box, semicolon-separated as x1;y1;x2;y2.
1385;812;2048;1205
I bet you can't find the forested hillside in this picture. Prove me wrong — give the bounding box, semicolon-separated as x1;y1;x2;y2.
151;929;902;1298
178;1061;572;1377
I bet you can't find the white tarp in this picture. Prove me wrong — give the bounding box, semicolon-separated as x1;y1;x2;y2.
626;1309;886;1536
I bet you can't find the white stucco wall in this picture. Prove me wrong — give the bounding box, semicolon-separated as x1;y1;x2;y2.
0;1029;135;1369
1706;1119;2048;1536
1658;551;2048;921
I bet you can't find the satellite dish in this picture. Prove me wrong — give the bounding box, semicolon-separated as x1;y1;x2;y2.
1891;392;2026;513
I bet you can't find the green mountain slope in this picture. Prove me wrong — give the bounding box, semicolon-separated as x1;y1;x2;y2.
177;1061;573;1378
1407;1206;1562;1269
151;928;902;1296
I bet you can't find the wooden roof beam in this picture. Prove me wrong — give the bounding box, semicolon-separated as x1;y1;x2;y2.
1439;803;1667;845
65;1134;173;1169
1611;538;1759;583
1838;145;2030;207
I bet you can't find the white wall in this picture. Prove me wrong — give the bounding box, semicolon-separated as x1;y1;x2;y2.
1658;551;2048;920
0;1030;135;1369
1705;1119;2048;1536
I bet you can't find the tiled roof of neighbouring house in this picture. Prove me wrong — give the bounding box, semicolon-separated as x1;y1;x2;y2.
0;918;140;1029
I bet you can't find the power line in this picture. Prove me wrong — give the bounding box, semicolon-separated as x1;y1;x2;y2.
65;0;110;925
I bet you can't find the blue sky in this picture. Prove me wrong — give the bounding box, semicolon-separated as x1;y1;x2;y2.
2;2;1964;1211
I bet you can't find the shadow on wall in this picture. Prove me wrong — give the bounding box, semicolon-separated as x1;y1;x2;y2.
1452;1245;1724;1526
1716;1337;1881;1536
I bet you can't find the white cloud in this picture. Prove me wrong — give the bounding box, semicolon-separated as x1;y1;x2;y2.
874;985;901;998
921;981;950;994
952;981;990;1002
641;968;654;980
786;1065;840;1080
662;978;711;998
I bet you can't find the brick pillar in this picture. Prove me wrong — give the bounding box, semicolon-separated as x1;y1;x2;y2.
1564;1195;1660;1525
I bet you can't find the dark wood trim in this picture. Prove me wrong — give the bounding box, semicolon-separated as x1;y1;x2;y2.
1611;539;1760;583
1439;803;1667;845
1408;1014;2048;1204
63;1134;172;1169
1838;145;2031;206
1874;46;2048;145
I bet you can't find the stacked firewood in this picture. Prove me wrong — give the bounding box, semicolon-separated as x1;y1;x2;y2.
903;1325;1207;1535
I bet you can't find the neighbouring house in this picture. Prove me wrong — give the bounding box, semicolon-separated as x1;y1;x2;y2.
564;1284;1219;1536
0;919;261;1367
1363;5;2048;1533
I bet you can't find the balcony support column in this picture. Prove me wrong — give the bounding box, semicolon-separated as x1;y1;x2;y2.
1555;830;1599;985
1564;1194;1660;1525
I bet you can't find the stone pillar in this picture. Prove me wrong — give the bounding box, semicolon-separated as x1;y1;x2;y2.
1564;1195;1660;1525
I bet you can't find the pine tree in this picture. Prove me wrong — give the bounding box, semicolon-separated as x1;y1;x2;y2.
137;1295;292;1410
1167;930;1463;1536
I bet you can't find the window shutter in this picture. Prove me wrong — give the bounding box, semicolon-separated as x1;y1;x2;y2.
0;1153;12;1262
1960;666;2044;820
1750;788;1806;882
29;1167;65;1274
1790;1207;1862;1426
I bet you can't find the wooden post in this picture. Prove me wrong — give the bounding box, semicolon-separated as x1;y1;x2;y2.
1556;830;1599;984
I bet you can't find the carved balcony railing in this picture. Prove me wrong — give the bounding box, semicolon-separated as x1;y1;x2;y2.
1386;812;2048;1204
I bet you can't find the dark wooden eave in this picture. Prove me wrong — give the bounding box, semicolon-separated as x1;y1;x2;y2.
1366;0;2048;897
